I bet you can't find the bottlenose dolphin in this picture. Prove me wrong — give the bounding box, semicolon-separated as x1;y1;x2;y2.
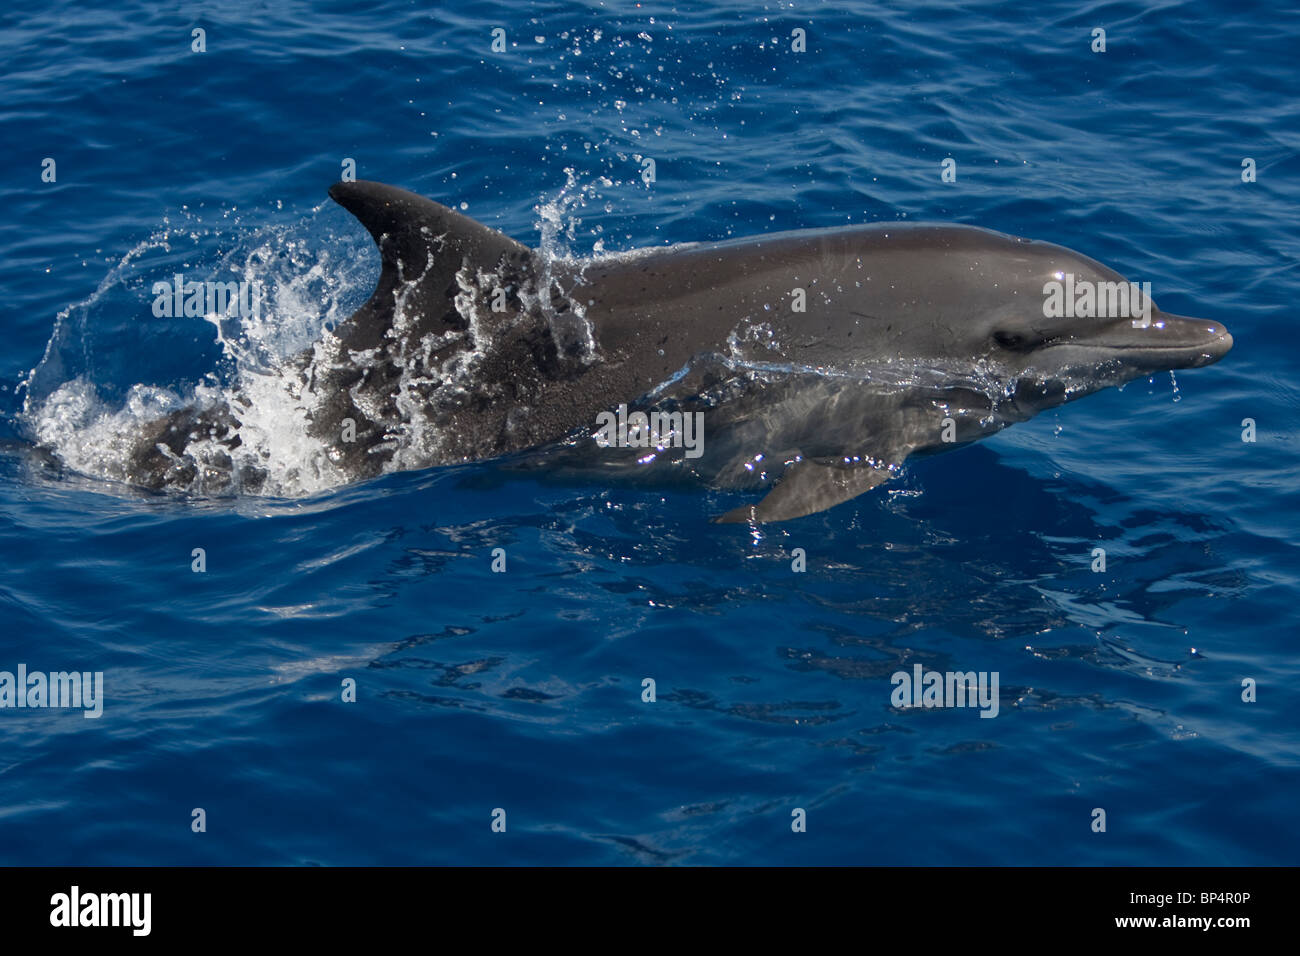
124;180;1233;521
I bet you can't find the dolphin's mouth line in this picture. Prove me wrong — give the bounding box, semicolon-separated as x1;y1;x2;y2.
1038;333;1232;356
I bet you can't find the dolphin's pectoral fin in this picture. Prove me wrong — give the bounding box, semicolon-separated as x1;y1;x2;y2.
714;460;898;524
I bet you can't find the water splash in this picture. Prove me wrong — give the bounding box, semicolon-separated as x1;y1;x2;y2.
19;202;372;497
17;172;634;499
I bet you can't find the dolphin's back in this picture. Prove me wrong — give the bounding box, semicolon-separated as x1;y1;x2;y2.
572;222;1058;382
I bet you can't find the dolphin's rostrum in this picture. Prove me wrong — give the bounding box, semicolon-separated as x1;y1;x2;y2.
125;180;1232;521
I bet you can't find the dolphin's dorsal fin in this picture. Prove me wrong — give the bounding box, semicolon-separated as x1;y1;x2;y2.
715;459;900;523
328;180;534;350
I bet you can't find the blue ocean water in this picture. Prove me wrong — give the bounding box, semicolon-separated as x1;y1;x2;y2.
0;0;1297;865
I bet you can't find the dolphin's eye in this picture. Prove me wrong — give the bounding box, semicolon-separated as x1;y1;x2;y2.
993;330;1031;351
993;329;1058;352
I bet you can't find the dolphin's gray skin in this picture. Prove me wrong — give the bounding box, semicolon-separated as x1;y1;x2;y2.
125;180;1233;521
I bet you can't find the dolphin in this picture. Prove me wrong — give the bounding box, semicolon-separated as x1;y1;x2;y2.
123;180;1232;521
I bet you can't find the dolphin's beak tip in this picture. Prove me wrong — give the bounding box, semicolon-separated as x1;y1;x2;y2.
1149;313;1234;368
1207;327;1233;365
1184;324;1233;368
